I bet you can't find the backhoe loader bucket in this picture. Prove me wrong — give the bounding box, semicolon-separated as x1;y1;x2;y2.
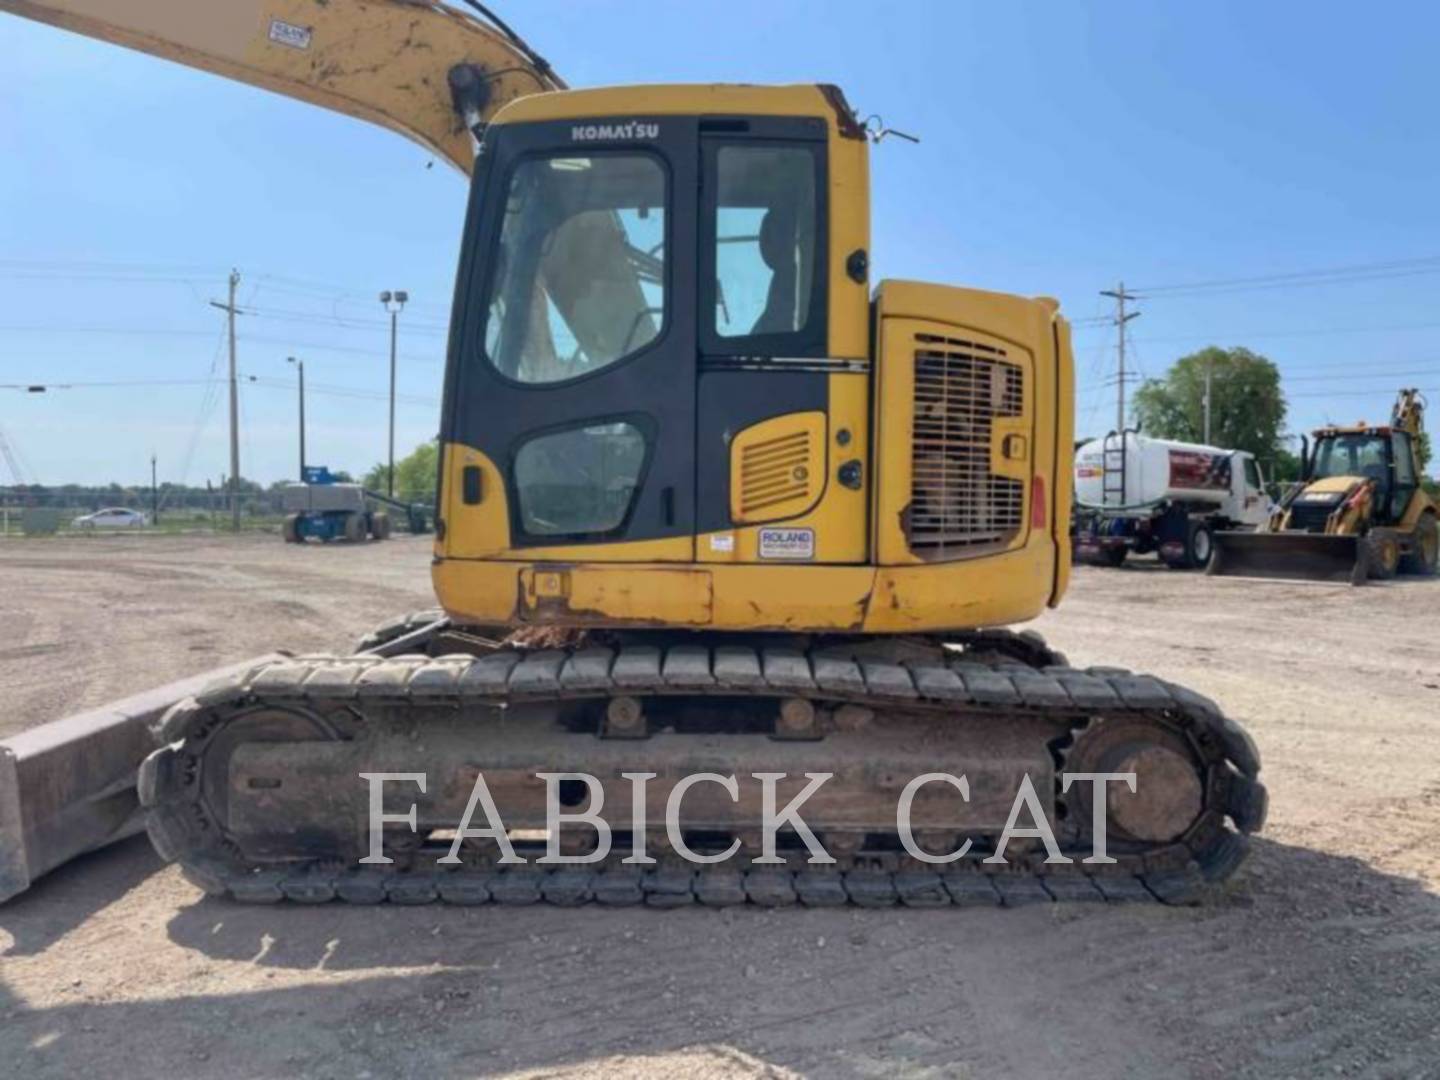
1207;531;1367;585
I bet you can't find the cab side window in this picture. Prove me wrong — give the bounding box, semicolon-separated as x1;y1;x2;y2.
1243;457;1262;492
703;140;826;356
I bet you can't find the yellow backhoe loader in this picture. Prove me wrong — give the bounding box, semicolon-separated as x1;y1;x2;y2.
1;0;1265;907
1210;389;1437;584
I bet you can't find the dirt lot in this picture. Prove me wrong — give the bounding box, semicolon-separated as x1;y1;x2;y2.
1;534;1437;1079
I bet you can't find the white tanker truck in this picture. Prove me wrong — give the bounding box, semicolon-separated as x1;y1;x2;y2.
1073;431;1273;569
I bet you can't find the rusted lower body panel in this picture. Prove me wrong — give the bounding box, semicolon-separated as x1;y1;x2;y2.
0;655;280;903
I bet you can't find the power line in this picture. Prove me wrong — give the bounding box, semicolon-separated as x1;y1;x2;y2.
174;326;229;491
0;258;223;274
0;325;442;365
1133;254;1440;296
1;378;213;389
1071;317;1440;344
0;259;452;315
237;303;448;334
0;324;217;337
1077;361;1440;396
1287;386;1439;400
2;374;439;407
0;425;32;486
1282;367;1440;383
245;375;438;408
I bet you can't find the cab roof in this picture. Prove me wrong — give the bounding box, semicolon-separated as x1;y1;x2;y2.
1314;424;1393;437
491;83;861;136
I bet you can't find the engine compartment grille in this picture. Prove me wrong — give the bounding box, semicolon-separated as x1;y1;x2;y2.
738;430;813;517
1285;500;1338;533
907;335;1025;558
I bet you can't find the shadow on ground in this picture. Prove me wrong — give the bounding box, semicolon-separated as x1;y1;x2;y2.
2;837;1438;1079
0;835;161;956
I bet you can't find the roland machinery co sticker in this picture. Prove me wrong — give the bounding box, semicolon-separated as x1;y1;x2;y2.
758;527;815;560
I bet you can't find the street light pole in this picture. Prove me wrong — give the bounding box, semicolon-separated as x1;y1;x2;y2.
379;290;408;497
288;356;306;480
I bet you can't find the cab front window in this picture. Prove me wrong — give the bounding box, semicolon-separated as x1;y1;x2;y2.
1313;434;1388;483
484;152;667;384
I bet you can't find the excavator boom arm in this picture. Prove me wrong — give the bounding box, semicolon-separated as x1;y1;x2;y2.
0;0;566;904
1392;388;1425;438
0;0;565;174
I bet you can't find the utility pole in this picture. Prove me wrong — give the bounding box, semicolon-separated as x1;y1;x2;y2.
1203;356;1213;444
288;356;306;480
210;269;242;530
151;454;158;524
1100;281;1141;432
379;290;408;497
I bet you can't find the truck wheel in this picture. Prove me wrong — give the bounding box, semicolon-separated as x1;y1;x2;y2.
1399;514;1438;575
282;513;301;543
1099;545;1127;568
371;512;392;541
343;513;367;543
1189;523;1215;569
1366;532;1400;580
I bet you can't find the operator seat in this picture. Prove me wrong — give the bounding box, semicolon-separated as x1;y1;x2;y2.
751;206;799;335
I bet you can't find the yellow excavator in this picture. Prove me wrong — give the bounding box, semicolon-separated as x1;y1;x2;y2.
1210;389;1437;584
2;0;1265;907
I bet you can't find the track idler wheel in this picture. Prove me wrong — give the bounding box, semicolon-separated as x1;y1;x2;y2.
1065;718;1205;844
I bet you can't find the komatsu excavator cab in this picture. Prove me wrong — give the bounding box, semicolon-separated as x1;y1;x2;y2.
435;84;1074;633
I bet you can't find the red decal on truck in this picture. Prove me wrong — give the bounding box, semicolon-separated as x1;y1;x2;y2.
1167;450;1230;491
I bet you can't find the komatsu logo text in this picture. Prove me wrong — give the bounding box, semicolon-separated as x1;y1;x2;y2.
571;121;660;142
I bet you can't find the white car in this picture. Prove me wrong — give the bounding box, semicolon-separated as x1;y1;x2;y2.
71;507;148;529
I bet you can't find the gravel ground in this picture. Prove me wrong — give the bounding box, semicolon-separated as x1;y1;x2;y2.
1;534;1437;1079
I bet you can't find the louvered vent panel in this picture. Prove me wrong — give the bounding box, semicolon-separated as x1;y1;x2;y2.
739;430;813;516
908;335;1024;557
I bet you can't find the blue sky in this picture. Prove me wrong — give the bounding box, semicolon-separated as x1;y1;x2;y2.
3;0;1439;486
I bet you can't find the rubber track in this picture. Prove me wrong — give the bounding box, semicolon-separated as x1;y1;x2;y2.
140;638;1266;908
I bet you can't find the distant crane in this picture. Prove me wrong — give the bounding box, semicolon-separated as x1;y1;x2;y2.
0;423;33;486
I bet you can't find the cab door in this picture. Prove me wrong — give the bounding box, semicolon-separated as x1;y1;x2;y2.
694;118;870;565
444;116;699;560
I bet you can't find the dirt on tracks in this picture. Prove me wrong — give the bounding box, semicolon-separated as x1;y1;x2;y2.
1;536;1437;1079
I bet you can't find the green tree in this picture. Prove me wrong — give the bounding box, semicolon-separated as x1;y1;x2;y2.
1132;346;1287;459
364;440;439;504
1265;446;1304;485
